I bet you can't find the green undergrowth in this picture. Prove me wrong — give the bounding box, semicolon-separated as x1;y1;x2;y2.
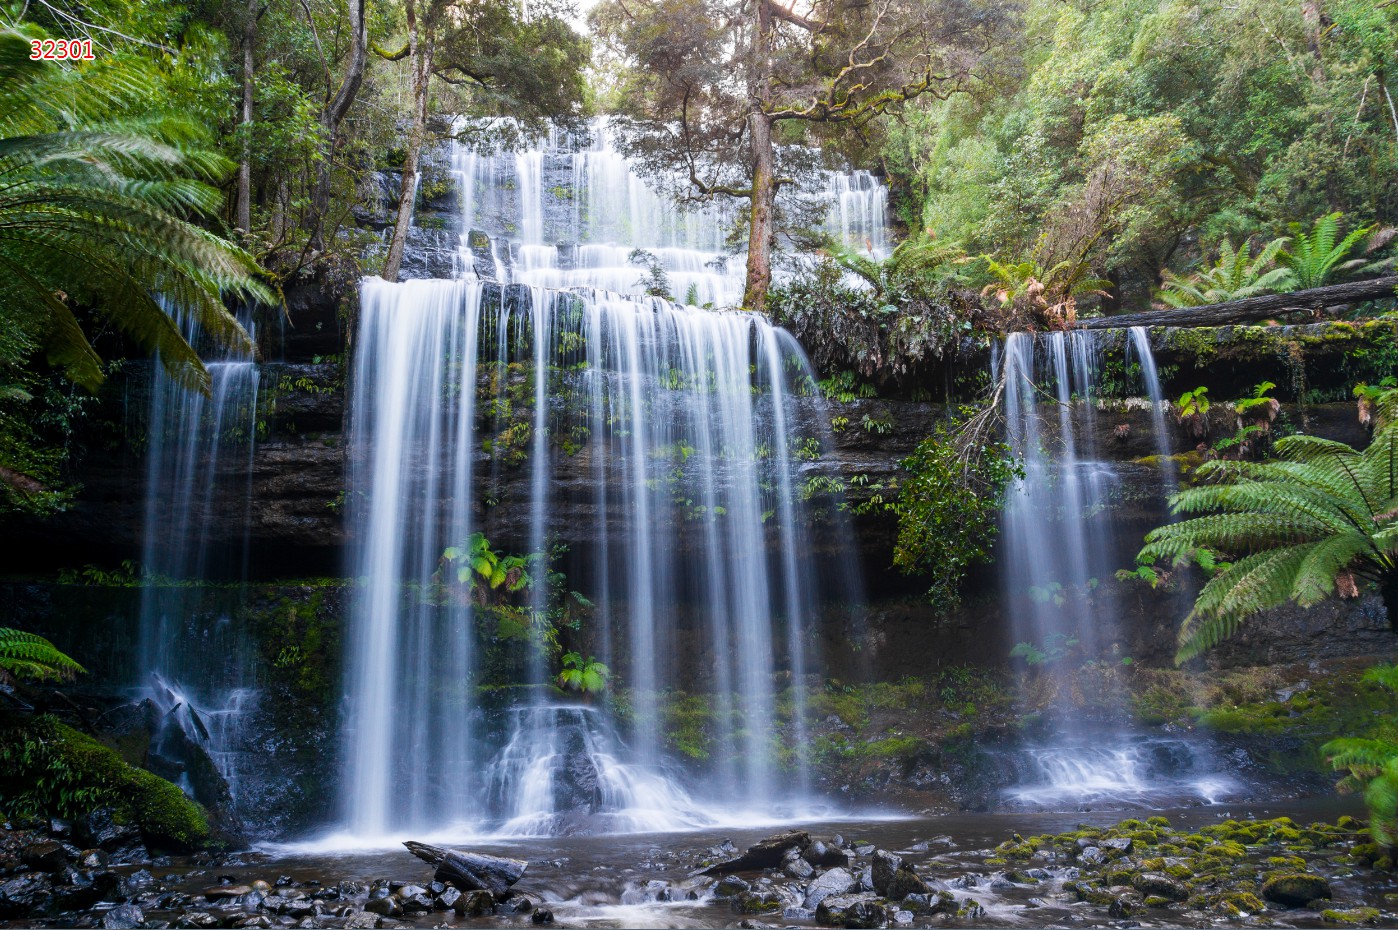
0;714;209;850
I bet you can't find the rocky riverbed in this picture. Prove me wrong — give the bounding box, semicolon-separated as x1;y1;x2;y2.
1;806;1394;929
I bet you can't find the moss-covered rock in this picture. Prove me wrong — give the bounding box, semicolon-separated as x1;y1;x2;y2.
0;715;208;850
1261;872;1332;907
1321;907;1382;924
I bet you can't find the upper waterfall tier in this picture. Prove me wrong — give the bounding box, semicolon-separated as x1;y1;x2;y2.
445;123;892;306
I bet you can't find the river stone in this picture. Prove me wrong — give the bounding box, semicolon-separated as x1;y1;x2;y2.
784;857;814;880
1102;837;1134;855
815;892;883;928
0;871;53;917
870;851;901;893
22;842;77;873
1108;897;1132;918
802;840;848;868
803;867;856;909
101;904;145;929
342;912;380;929
734;891;782;914
1132;872;1189;901
363;894;401;917
435;886;461;909
177;911;219;928
714;876;749;897
1262;873;1332;907
452;890;494;917
203;885;252;901
531;908;555;924
1078;846;1106;865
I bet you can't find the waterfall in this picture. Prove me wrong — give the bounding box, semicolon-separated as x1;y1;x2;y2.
996;330;1236;808
135;313;260;816
999;331;1123;670
341;276;845;839
452;121;891;306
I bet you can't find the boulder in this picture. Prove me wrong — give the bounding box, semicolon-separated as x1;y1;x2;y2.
802;840;849;868
1262;873;1332;907
1132;872;1189;902
451;890;494;917
22;842;76;872
0;871;53;918
815;892;885;928
803;867;856;909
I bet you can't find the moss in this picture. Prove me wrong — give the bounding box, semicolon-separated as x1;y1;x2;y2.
1321;908;1382;925
0;715;209;850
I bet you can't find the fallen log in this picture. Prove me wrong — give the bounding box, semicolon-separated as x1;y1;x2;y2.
699;831;811;875
1075;275;1398;330
404;841;527;895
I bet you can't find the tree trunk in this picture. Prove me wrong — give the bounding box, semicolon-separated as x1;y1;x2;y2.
742;0;776;312
1074;276;1398;330
743;111;776;312
380;0;430;283
403;842;527;895
235;0;256;234
308;0;368;251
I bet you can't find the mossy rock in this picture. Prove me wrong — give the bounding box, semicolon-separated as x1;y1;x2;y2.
1218;892;1266;914
0;715;209;850
1266;855;1308;870
1321;907;1382;925
1261;872;1332;907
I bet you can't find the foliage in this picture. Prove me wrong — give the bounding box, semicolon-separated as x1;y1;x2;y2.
1277;213;1393;291
440;532;532;604
0;28;271;396
980;255;1110;330
767;250;973;386
0;629;84;685
1158;238;1292;307
556;651;610;695
1323;664;1398;847
628;249;672;300
883;0;1398;312
1138;389;1398;663
1010;632;1079;667
0;715;209;849
886;419;1022;610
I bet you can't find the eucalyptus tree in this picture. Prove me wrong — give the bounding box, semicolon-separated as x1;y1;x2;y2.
590;0;1010;310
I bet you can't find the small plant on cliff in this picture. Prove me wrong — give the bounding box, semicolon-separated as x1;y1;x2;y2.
1176;386;1211;438
440;532;532;605
888;417;1022;611
0;628;83;684
557;652;609;696
1010;632;1079;667
1137;388;1398;663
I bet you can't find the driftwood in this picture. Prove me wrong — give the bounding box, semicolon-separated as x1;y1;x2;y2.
1075;276;1398;330
404;841;527;895
699;831;811;875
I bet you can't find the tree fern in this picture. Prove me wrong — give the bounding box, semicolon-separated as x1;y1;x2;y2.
1323;664;1398;847
0;28;273;395
1138;390;1398;662
0;628;84;683
1158;237;1292;307
1277;212;1393;291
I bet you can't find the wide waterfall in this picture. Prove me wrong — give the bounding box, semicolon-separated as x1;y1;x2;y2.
338;135;879;839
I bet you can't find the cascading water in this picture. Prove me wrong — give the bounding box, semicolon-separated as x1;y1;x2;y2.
343;279;846;839
452;122;892;306
135;314;261;816
335;125;881;841
997;330;1238;808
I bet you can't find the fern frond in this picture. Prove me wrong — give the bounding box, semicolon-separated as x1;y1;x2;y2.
0;628;84;682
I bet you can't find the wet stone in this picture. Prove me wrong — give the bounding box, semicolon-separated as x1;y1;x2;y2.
803;866;855;909
452;890;493;917
101;904;144;929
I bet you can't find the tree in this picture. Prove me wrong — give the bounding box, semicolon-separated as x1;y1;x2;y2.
1137;390;1398;663
591;0;1009;310
0;29;272;395
378;0;589;282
